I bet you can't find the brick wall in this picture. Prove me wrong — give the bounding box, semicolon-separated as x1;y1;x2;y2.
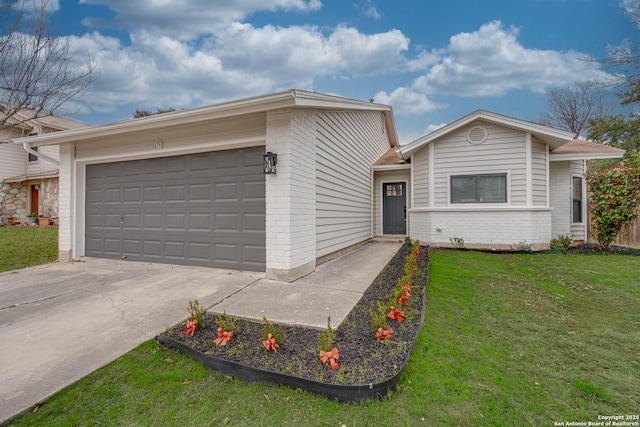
409;208;552;249
265;109;317;281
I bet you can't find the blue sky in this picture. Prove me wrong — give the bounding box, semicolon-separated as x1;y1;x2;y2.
40;0;640;142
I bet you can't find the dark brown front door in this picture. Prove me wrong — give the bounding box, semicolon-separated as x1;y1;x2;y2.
30;185;38;215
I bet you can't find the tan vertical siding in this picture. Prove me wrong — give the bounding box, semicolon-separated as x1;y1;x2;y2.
316;110;390;257
430;122;527;206
413;148;429;206
532;139;547;206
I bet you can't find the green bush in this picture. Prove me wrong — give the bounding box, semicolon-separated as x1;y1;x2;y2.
550;234;573;252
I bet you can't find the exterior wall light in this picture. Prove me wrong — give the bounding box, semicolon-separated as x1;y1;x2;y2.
263;152;277;174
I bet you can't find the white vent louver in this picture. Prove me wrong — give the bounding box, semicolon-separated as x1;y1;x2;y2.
466;126;488;145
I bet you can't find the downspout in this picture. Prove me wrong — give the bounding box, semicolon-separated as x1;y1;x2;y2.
21;118;60;167
22;142;60;166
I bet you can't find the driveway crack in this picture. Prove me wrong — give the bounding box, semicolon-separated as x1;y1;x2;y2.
0;292;71;311
207;278;262;310
100;293;148;338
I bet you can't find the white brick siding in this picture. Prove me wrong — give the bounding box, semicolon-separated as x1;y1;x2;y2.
58;143;74;260
265;109;317;281
409;208;552;248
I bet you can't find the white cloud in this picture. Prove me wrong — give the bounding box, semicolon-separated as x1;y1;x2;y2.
79;0;322;40
360;0;381;20
424;123;447;134
405;50;441;72
413;21;611;97
373;87;444;115
215;23;408;79
65;22;409;114
621;0;640;15
66;32;272;113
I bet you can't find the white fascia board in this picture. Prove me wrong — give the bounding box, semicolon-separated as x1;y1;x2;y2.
549;152;625;161
372;164;411;171
14;89;398;148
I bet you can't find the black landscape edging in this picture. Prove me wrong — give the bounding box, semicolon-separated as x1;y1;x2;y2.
157;333;403;403
155;250;429;404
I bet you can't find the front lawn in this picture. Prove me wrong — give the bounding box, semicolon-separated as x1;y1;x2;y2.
0;226;58;272
8;250;639;426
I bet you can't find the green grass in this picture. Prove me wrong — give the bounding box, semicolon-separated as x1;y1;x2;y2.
8;251;640;426
0;226;58;272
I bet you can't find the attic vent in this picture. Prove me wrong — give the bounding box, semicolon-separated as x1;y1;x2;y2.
466;126;488;145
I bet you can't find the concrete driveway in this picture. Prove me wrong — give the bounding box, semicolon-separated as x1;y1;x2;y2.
0;241;401;424
0;259;262;424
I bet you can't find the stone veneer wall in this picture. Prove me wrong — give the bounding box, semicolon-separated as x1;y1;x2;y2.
0;177;58;221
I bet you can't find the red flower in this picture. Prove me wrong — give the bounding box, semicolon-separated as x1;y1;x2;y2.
213;327;234;346
319;347;340;370
184;319;198;336
387;306;405;322
397;292;410;306
376;327;393;341
262;333;279;352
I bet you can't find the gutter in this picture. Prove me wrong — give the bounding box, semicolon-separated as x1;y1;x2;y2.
22;142;60;166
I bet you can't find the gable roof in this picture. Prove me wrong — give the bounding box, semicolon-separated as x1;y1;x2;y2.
549;139;625;161
373;147;407;167
399;110;577;158
1;103;89;133
15;90;398;147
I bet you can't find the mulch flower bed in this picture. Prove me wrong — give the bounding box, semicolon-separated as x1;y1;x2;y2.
158;243;429;387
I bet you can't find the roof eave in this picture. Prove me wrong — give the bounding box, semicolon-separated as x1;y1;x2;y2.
14;89;398;147
372;164;411;171
549;152;625;161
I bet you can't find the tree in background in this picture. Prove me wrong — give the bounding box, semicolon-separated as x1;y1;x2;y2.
588;114;640;167
538;81;613;138
0;0;96;133
132;107;176;118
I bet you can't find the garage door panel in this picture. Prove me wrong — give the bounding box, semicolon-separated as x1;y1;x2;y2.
85;148;265;271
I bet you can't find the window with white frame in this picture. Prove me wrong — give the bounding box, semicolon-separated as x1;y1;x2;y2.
451;174;507;203
28;146;38;162
572;176;583;223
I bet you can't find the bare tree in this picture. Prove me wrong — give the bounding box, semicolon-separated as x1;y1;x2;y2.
0;0;96;134
538;82;614;138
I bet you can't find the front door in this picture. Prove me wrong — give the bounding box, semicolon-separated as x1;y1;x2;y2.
383;182;406;235
30;185;39;215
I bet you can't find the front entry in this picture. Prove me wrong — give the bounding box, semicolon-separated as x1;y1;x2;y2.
30;185;39;215
383;182;406;235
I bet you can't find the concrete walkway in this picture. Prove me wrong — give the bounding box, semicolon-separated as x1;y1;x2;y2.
0;242;400;423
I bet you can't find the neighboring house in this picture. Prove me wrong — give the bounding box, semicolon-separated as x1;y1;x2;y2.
17;91;624;280
0;107;89;222
383;110;624;249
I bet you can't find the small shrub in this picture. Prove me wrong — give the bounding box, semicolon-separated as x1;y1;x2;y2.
318;317;336;352
513;241;532;252
450;237;464;248
403;236;412;245
318;317;339;370
187;300;206;326
215;311;237;333
550;234;573;252
261;316;285;349
370;301;389;332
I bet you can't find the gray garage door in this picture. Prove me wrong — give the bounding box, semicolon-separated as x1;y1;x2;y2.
85;147;265;271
